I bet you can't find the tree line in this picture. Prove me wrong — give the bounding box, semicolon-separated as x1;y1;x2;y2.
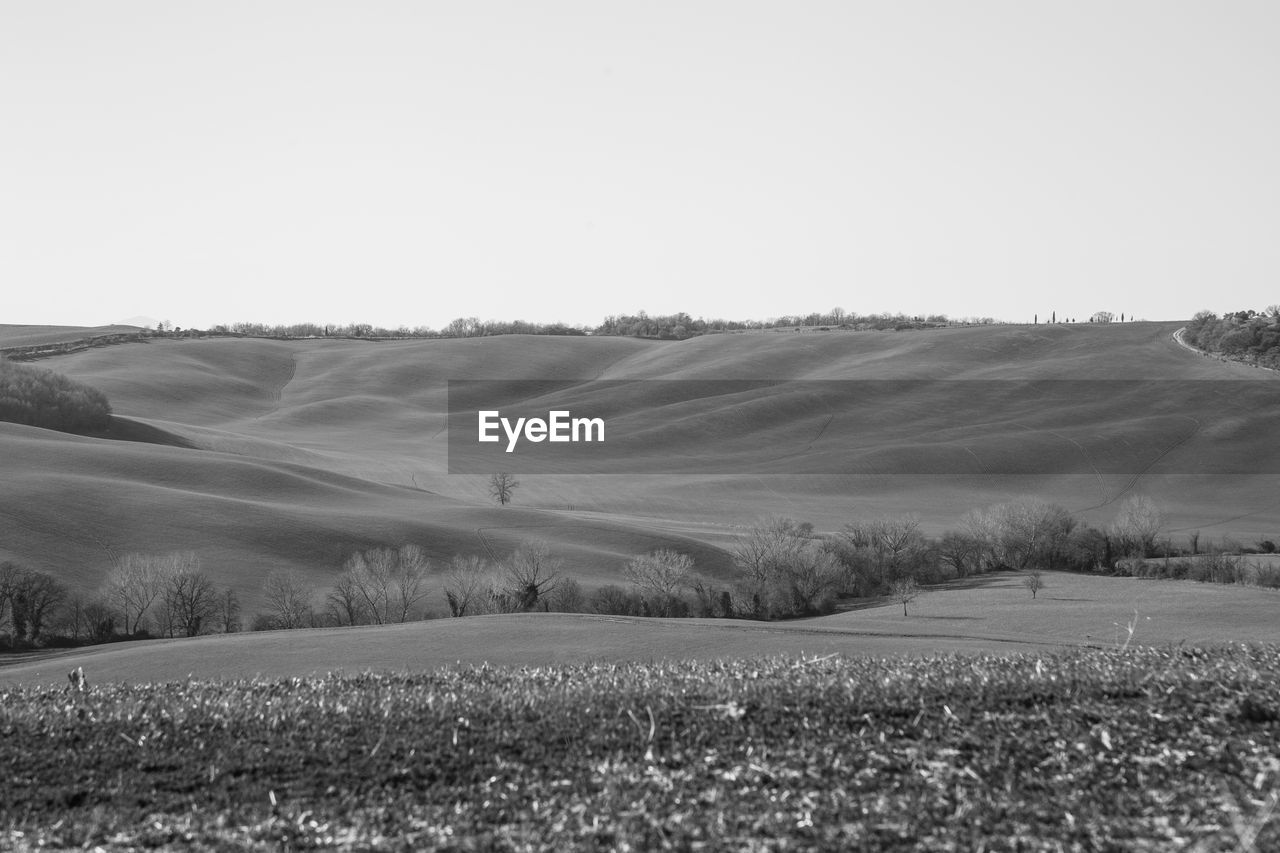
191;308;996;343
6;493;1275;649
0;552;239;649
1184;306;1280;369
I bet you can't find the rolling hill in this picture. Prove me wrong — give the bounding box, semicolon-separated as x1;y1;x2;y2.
1;320;1278;618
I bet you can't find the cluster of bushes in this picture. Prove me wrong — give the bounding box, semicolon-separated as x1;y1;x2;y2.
0;357;111;433
1184;306;1280;368
1115;550;1280;588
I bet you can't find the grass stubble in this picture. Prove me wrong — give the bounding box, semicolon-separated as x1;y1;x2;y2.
3;645;1279;851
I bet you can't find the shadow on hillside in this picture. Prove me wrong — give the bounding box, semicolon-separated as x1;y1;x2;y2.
832;573;1023;614
931;573;1024;592
95;416;197;449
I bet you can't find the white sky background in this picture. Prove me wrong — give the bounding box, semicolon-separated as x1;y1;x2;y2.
2;1;1277;330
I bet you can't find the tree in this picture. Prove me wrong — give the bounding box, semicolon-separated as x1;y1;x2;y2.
443;554;493;617
342;544;433;624
963;500;1075;571
1023;569;1046;599
391;544;432;622
1112;495;1163;558
82;598;117;643
8;568;67;644
625;550;693;614
104;553;169;635
499;540;560;612
888;576;921;616
1091;311;1114;323
215;588;242;633
261;570;314;629
843;515;928;588
344;548;397;624
326;571;368;626
938;530;984;578
0;561;19;639
547;577;588;613
488;472;519;506
162;558;219;637
732;518;844;618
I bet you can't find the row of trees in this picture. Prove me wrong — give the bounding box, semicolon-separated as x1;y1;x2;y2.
7;492;1269;646
0;552;241;648
0;562;69;645
0;357;112;434
593;310;987;339
193;309;994;344
250;541;565;630
1184;307;1280;368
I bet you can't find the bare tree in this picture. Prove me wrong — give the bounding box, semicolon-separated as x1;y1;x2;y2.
732;518;843;618
443;554;494;617
843;515;927;587
345;548;397;624
785;544;845;615
343;544;433;624
488;472;519;506
261;570;314;629
500;540;560;612
0;561;19;638
938;530;984;578
215;588;241;633
104;553;169;635
82;598;117;643
547;577;588;613
326;571;368;626
163;559;219;637
626;550;693;598
888;576;921;617
1023;569;1046;599
3;565;67;644
963;501;1074;571
1113;495;1163;558
392;544;431;622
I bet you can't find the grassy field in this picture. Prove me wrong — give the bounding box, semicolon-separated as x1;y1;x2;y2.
3;646;1278;850
3;320;1279;610
4;571;1279;688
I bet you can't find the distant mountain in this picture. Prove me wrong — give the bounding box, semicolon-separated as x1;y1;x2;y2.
116;315;159;329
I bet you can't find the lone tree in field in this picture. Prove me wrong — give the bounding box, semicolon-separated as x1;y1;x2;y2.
1023;569;1046;599
889;576;921;616
488;472;519;506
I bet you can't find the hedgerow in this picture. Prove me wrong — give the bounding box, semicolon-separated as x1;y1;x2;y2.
2;646;1278;850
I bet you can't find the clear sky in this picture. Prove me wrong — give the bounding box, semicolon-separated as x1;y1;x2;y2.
3;1;1277;330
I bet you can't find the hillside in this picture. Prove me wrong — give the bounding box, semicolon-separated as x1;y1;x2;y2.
2;320;1278;613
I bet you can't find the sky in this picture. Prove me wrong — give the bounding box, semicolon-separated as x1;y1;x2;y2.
2;1;1278;331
